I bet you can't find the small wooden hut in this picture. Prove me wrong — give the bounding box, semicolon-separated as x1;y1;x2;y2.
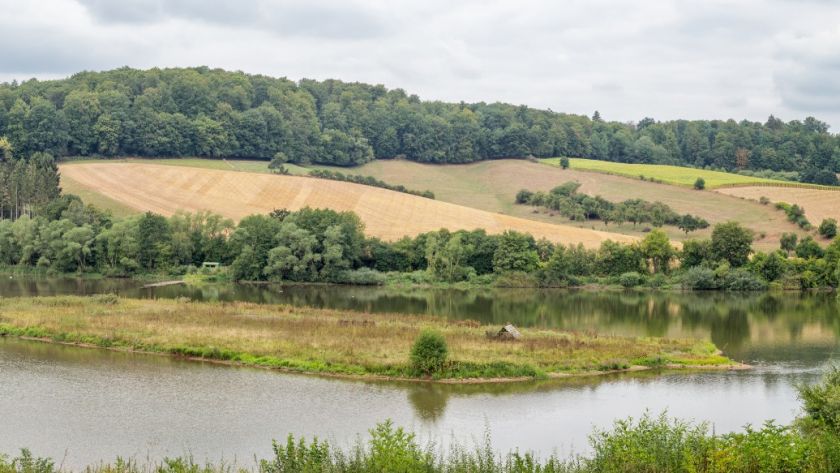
487;324;522;341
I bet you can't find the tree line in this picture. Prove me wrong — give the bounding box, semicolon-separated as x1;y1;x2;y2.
0;137;60;220
516;182;710;233
0;67;838;182
2;197;839;291
307;169;435;199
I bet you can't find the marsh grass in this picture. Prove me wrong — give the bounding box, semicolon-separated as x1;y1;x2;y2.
0;296;732;380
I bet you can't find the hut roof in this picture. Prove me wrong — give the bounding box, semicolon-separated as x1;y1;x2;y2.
500;324;522;339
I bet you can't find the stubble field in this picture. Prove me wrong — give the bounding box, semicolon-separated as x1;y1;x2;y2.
60;162;635;247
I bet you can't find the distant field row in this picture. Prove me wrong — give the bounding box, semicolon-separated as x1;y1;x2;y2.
541;158;818;189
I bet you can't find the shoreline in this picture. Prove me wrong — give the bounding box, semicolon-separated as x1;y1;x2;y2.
2;334;750;385
1;268;832;294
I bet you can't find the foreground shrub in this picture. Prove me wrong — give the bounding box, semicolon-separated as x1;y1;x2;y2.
714;422;818;473
0;450;55;473
586;413;713;472
798;367;840;435
410;330;448;375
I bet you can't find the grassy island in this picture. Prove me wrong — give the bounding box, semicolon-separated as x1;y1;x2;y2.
0;296;736;381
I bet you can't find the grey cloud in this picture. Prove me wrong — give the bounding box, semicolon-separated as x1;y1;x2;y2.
774;29;840;114
592;82;623;94
776;64;840;112
76;0;389;39
0;25;140;74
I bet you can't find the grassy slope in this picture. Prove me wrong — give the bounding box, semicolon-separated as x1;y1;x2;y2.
0;296;733;380
546;158;788;188
312;159;806;251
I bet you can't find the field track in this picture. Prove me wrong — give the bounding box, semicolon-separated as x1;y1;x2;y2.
60;162;636;247
716;186;840;225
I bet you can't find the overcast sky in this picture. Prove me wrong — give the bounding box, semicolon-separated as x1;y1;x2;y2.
2;0;839;130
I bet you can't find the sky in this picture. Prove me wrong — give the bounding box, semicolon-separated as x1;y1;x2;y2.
1;0;839;130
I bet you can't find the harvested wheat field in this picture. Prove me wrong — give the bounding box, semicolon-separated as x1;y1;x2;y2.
60;162;635;248
313;158;806;250
716;186;840;225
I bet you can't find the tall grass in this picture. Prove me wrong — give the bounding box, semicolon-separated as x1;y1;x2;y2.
3;416;839;473
0;296;732;380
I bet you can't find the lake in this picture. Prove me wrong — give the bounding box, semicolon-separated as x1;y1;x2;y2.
1;277;838;467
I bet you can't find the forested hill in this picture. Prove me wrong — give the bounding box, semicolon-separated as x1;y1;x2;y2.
1;66;838;183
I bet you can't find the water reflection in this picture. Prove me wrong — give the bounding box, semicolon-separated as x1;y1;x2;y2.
0;336;836;468
4;278;840;468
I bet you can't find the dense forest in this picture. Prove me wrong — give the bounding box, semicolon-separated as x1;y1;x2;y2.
0;67;838;183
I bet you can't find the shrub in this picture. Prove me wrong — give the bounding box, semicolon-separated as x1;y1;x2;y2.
693;177;705;190
723;269;768;291
410;330;448;375
559;156;570;169
681;266;719;290
780;232;798;254
798;367;840;434
819;218;838;239
648;273;668;288
366;420;433;472
759;196;771;205
619;271;643;288
494;271;539;288
2;449;55;473
587;413;713;472
776;202;811;229
515;189;533;204
599;359;630;370
795;236;824;259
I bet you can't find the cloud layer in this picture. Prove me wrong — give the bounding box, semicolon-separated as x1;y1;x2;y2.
1;0;839;130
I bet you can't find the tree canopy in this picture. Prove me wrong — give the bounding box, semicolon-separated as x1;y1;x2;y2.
0;67;837;181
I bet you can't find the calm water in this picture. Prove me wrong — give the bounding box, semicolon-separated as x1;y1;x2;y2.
1;277;839;467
